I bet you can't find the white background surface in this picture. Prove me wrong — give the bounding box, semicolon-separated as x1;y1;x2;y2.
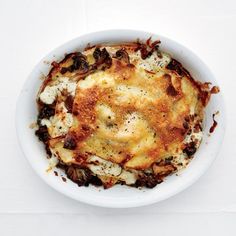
0;0;236;235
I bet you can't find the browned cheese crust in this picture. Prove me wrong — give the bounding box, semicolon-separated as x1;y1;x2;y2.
35;39;219;188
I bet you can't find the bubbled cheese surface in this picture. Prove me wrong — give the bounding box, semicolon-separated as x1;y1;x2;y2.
39;44;204;184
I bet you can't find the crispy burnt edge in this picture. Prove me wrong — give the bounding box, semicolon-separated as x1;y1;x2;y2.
35;39;209;189
56;163;103;187
165;59;204;158
165;57;220;155
209;111;218;133
166;57;220;136
35;103;56;157
181;114;203;158
132;156;180;188
135;37;161;59
59;162;175;189
166;58;220;107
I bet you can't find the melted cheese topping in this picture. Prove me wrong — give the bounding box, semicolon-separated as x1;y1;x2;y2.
40;77;76;104
38;43;206;186
66;54;203;170
130;50;171;72
87;155;137;185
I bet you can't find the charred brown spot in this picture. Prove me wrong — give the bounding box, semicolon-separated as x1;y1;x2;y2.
45;144;52;156
144;69;155;74
115;48;130;64
60;67;68;74
37;105;55;124
210;86;220;94
72;52;87;62
135;38;161;59
134;173;162;188
146;37;161;49
183;142;197;157
127;63;135;68
48;53;77;79
153;163;176;177
93;47;102;61
198;91;210;107
139;44;151;59
93;47;112;70
166;84;178;96
64;95;74;113
81;124;90;131
119;154;133;166
166;59;190;77
184;116;190;122
51;61;59;68
183;121;189;130
73;111;79;116
164;156;173;164
62;177;67;182
163;74;171;79
60;52;89;74
74;154;87;165
72;53;89;73
209;113;218;133
66;166;93;187
35;125;50;142
63;135;77;150
89;175;103;186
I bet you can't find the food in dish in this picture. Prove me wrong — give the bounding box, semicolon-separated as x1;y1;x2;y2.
35;38;219;189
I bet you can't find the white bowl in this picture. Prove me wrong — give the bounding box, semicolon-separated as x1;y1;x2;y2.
16;30;225;208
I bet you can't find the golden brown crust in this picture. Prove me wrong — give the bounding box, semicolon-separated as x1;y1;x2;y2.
61;53;201;170
35;39;219;188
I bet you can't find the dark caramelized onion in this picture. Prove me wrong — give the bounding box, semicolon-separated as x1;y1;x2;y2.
166;59;189;77
209;113;218;133
93;47;112;70
66;166;93;186
183;142;197;157
60;52;89;74
37;105;55;124
63;135;77;150
135;38;161;59
134;173;162;188
35;125;50;142
115;48;130;64
166;84;178;96
64;95;74;113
